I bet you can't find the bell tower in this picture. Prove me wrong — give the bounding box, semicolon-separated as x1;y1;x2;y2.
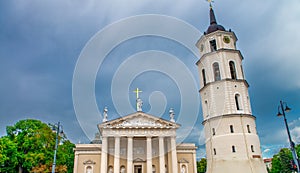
195;5;268;173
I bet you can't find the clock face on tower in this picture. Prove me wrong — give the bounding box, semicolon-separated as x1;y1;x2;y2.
223;36;230;44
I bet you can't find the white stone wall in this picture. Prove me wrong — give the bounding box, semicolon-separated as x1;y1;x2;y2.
200;80;252;119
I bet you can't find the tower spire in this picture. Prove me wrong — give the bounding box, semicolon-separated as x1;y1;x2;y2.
205;0;225;34
209;5;217;25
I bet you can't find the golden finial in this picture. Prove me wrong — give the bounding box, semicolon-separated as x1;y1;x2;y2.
206;0;214;9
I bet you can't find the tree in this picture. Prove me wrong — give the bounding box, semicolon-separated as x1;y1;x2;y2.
270;147;297;173
56;140;75;173
197;158;207;173
0;136;18;172
0;119;75;173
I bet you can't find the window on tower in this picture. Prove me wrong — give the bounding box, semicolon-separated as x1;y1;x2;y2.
230;125;234;133
213;148;216;155
232;146;236;153
247;125;251;133
235;94;241;110
251;145;255;152
210;40;217;52
213;62;221;81
212;128;216;136
229;61;237;79
202;69;207;86
205;100;209;117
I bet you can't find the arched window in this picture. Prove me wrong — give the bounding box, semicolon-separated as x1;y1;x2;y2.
86;166;92;173
202;69;207;86
230;125;234;133
152;165;156;173
232;146;236;153
120;166;126;173
229;61;237;79
235;94;241;110
181;165;187;173
212;128;216;136
251;145;255;152
213;148;216;155
213;62;221;81
108;166;113;173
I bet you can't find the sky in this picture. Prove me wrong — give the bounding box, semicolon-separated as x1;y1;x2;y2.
1;0;300;160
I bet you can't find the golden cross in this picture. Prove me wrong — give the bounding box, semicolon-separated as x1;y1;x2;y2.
206;0;214;8
133;88;142;99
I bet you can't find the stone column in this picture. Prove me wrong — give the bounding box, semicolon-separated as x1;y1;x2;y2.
146;136;152;173
159;137;165;173
114;137;120;173
100;137;108;173
193;151;197;173
171;136;178;173
73;153;78;173
127;137;133;173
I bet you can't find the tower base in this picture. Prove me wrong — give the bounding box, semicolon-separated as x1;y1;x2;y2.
206;158;268;173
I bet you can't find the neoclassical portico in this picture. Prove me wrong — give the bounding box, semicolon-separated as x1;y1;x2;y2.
73;111;197;173
99;112;180;173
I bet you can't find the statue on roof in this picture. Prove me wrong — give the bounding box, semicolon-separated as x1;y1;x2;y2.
102;107;108;122
133;88;143;112
169;108;175;122
137;98;143;112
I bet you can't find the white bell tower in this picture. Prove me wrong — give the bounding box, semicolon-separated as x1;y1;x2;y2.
195;5;268;173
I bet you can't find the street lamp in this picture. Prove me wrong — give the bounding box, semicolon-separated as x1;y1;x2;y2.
277;100;299;173
50;122;64;173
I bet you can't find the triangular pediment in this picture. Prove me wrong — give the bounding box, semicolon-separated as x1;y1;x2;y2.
99;112;180;129
178;158;189;163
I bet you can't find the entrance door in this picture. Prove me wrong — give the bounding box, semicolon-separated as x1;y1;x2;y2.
134;165;142;173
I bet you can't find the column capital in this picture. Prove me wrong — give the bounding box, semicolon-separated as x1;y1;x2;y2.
170;135;177;139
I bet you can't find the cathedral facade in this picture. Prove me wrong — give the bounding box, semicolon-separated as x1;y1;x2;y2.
73;111;197;173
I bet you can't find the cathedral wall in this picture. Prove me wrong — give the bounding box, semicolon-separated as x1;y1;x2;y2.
75;153;101;173
177;153;196;173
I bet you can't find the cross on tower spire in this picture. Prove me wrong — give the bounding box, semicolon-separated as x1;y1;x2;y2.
206;0;214;9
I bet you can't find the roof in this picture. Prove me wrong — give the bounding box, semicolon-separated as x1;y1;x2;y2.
205;7;226;34
98;111;181;130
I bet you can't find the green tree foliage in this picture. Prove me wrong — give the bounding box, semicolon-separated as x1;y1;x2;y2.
270;145;300;173
0;119;75;173
0;136;18;172
197;158;207;173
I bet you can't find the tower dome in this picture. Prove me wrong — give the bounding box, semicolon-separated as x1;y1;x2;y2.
206;6;225;34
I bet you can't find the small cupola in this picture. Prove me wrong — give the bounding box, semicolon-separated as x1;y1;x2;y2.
206;5;225;34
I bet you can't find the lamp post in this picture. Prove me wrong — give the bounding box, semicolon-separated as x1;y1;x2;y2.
277;100;300;173
51;122;64;173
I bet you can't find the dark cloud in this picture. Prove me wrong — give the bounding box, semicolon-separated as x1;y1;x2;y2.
1;0;300;159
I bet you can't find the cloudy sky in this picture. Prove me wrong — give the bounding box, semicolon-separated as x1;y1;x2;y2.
1;0;300;159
